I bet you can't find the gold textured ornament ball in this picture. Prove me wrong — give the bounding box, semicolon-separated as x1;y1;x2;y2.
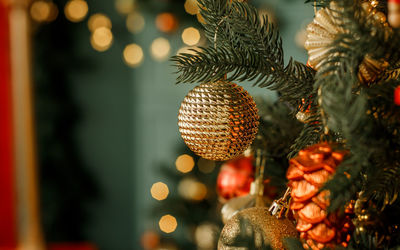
178;81;259;161
218;207;298;249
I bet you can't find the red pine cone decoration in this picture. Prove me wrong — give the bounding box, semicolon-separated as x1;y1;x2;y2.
217;156;254;202
286;143;354;250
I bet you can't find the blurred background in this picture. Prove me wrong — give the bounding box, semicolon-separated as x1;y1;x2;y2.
0;0;312;249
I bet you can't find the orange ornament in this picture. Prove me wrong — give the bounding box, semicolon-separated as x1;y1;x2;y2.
286;143;354;250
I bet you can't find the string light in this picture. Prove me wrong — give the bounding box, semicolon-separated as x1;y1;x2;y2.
64;0;88;22
115;0;134;15
88;13;112;32
30;0;58;22
175;154;194;173
150;182;169;201
159;215;178;233
184;0;199;15
181;27;201;46
90;27;113;52
123;43;144;67
197;158;215;174
155;13;178;33
150;37;171;61
126;12;145;34
178;177;207;201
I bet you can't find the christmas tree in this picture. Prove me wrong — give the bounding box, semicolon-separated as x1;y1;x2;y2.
170;0;400;249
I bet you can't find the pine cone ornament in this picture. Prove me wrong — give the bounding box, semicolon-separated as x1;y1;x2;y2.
286;143;354;249
178;81;259;161
305;2;388;84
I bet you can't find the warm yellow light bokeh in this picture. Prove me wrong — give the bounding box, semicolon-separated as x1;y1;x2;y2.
64;0;88;22
31;1;50;22
159;215;178;233
195;223;218;249
196;12;205;24
150;37;171;61
115;0;134;15
181;27;201;46
123;43;144;67
197;158;215;174
175;154;195;173
90;27;113;52
88;13;112;32
31;1;58;22
126;12;145;34
184;0;199;15
150;182;169;201
178;178;207;201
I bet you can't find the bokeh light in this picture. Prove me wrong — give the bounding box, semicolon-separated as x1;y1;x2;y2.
159;215;178;233
115;0;134;15
178;177;207;201
258;8;277;26
150;37;171;61
181;27;201;46
194;223;219;249
155;12;178;33
197;158;215;174
88;13;112;32
64;0;88;22
126;12;145;34
123;43;144;67
30;0;58;22
140;230;160;250
196;12;205;24
90;27;113;52
150;182;169;201
184;0;199;15
175;154;195;173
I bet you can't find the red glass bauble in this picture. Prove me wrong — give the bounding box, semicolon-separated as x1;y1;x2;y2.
394;86;400;106
217;156;254;202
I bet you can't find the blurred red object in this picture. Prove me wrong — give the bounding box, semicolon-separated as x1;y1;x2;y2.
0;1;17;248
155;12;178;33
394;86;400;105
217;156;254;202
48;243;97;250
140;230;160;250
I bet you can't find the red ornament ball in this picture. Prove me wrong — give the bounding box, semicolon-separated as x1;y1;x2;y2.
217;156;254;202
394;86;400;106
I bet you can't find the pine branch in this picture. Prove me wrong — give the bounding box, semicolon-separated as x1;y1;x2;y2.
316;0;400;211
172;0;315;107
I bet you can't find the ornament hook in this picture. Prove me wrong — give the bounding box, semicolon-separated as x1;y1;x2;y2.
269;187;291;218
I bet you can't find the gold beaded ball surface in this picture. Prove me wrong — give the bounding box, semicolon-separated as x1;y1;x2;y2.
178;81;259;161
218;207;298;250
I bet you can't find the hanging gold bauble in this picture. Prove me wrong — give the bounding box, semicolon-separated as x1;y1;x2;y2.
178;81;259;161
218;207;298;249
305;2;389;84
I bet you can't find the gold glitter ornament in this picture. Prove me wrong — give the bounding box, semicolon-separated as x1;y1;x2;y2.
305;2;389;84
218;207;298;249
178;81;259;161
